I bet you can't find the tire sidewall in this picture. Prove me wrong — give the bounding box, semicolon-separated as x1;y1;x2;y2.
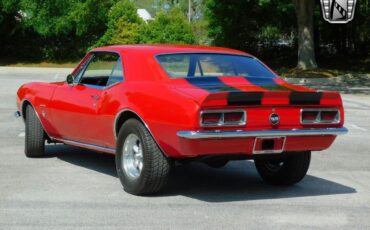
116;119;148;193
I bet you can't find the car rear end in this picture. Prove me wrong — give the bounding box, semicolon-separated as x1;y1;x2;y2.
176;89;347;157
154;51;347;158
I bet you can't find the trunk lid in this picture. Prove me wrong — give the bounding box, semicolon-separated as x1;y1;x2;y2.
169;76;342;107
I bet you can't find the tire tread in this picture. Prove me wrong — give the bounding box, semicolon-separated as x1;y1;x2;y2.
25;105;45;157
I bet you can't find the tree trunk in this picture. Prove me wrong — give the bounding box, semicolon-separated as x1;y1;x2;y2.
293;0;318;69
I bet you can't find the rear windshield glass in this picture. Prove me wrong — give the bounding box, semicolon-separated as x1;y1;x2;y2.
156;53;276;78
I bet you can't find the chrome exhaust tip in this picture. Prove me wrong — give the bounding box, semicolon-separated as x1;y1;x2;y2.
14;111;21;118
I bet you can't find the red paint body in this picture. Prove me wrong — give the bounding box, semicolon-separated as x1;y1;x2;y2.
16;45;345;158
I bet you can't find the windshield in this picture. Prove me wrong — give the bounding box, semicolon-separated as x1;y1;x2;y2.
156;53;276;79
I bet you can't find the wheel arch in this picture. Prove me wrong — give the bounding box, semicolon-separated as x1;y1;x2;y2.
21;99;51;140
21;99;34;122
114;109;169;157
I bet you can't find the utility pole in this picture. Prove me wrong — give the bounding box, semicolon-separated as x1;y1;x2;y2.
188;0;191;22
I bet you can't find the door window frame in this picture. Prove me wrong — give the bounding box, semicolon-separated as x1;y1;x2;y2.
74;51;125;90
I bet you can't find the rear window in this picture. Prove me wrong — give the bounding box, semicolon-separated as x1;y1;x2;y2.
156;53;276;78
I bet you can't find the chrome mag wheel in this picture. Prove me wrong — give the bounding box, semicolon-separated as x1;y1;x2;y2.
116;119;171;195
122;134;143;179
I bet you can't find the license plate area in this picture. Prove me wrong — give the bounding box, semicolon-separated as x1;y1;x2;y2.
253;136;286;154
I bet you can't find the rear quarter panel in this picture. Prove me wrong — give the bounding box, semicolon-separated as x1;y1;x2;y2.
105;81;200;157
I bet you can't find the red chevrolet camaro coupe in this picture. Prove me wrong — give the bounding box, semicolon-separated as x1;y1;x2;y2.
16;45;348;195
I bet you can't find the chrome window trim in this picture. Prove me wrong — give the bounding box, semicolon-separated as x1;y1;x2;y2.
154;52;278;79
300;108;340;125
200;109;247;127
73;54;95;84
75;51;124;90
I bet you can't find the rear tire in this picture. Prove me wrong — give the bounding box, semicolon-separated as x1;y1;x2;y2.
115;119;171;195
24;105;45;157
254;151;311;185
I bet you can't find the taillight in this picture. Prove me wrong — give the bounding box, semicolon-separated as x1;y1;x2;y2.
320;111;339;121
224;112;244;123
302;111;319;122
301;109;340;124
201;113;222;125
200;110;246;127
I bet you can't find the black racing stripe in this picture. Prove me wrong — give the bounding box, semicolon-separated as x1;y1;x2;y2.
185;77;240;92
227;92;263;105
289;92;322;105
245;77;292;91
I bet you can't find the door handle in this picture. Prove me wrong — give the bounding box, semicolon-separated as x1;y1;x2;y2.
90;94;100;100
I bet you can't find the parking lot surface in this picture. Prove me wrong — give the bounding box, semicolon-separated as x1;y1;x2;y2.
0;67;369;229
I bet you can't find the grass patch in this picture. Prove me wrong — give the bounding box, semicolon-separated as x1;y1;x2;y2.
0;58;79;68
2;61;78;68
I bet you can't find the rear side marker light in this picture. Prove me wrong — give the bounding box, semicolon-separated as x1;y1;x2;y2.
200;110;246;127
301;109;340;124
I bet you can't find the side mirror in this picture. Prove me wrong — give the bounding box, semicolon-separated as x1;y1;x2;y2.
66;74;74;85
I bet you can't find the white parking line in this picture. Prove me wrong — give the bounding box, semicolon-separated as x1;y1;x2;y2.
18;132;25;137
54;74;59;79
350;124;368;132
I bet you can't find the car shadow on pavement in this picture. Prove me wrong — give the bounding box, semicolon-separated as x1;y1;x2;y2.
163;162;356;202
46;145;356;202
46;145;118;177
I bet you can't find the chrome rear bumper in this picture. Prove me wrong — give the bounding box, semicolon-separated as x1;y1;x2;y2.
177;127;348;139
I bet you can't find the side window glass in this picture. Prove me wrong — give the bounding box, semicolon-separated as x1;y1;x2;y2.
79;52;119;87
156;54;190;78
73;55;93;84
106;57;124;87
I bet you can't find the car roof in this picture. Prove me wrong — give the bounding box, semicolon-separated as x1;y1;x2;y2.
92;44;252;57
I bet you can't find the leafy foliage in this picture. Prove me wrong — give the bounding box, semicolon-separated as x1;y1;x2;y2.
18;0;113;37
206;0;369;68
95;0;144;46
141;8;196;44
0;0;368;70
206;0;258;52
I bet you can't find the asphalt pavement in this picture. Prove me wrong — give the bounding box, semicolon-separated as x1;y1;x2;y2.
0;67;369;229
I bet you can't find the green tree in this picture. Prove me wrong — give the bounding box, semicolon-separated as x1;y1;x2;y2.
3;0;114;59
152;0;204;21
206;0;318;69
293;0;317;69
95;0;144;46
0;0;42;59
141;8;196;44
18;0;113;37
206;0;265;53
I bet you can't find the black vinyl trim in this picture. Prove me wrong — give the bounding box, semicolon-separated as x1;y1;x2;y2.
289;92;322;105
227;92;263;105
